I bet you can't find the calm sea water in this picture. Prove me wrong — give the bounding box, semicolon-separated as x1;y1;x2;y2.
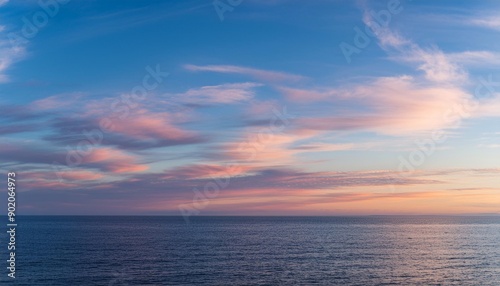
1;216;499;285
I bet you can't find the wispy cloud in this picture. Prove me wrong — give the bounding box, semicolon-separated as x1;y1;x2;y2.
184;64;306;83
222;129;320;166
470;16;500;30
274;8;498;136
448;51;500;66
282;76;471;135
30;93;86;110
0;26;26;83
43;108;206;150
84;147;148;173
24;170;104;182
4;1;500;216
475;93;500;117
362;10;467;83
173;82;262;104
277;86;339;102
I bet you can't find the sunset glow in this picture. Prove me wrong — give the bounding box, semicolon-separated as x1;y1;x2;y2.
1;0;499;215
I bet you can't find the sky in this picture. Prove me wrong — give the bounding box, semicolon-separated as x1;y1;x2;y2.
0;0;499;215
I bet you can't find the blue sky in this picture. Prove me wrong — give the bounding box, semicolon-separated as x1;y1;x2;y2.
1;0;499;215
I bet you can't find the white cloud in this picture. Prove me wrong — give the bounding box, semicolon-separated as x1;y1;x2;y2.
470;16;500;30
184;64;306;83
448;51;500;66
173;82;262;104
362;10;467;84
0;19;27;83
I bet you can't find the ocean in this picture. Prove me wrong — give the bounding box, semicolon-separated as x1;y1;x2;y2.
2;216;499;285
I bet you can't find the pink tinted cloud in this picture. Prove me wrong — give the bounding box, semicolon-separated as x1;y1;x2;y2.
476;94;500;117
285;76;472;135
278;86;339;102
163;164;254;180
85;147;148;173
61;170;104;181
278;17;500;137
271;10;483;137
223;129;321;165
25;170;104;181
168;188;444;215
110;109;198;141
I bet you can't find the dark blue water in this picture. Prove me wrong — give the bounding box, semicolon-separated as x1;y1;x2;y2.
1;216;500;285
